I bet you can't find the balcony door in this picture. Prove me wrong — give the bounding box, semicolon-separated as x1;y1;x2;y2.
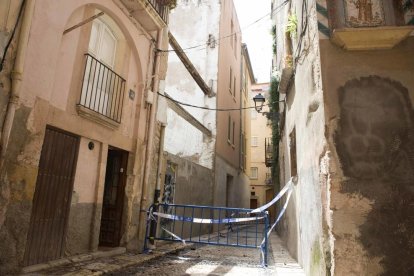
80;19;117;118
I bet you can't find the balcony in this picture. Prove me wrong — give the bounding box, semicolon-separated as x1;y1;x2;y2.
120;0;170;31
265;138;273;167
77;54;126;127
327;1;414;50
265;173;272;185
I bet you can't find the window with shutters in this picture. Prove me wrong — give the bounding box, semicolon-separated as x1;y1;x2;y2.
79;18;126;124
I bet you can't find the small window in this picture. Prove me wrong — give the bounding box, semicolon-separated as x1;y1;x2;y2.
229;67;233;94
251;136;258;147
233;76;236;98
232;121;235;145
230;20;234;48
251;191;255;196
250;167;258;179
234;34;237;57
227;114;231;142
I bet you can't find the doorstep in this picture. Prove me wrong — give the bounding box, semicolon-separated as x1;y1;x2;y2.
21;247;126;274
20;242;191;275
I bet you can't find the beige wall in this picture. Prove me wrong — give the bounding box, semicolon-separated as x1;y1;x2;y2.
216;0;242;168
249;83;272;187
0;0;166;273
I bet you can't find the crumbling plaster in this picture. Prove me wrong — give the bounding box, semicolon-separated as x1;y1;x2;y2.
275;0;329;275
0;0;160;273
320;37;414;276
164;0;220;170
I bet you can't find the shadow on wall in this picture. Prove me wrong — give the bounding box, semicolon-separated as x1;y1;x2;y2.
335;76;414;275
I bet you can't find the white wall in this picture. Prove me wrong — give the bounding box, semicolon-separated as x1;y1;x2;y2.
164;0;220;169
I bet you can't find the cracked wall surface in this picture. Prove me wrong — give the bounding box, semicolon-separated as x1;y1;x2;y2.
321;36;414;276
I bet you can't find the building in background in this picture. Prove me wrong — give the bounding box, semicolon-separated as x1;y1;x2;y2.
249;83;274;221
272;0;414;275
163;0;252;211
0;0;172;273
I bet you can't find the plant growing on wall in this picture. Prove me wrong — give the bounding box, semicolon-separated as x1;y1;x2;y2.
158;0;177;9
269;77;280;189
271;25;277;55
286;12;298;38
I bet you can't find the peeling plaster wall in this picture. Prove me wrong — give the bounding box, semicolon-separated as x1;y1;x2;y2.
0;0;159;273
164;0;220;170
320;37;414;276
274;0;329;275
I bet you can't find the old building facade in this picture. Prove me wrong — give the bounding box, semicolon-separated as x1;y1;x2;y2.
249;83;275;221
163;0;252;210
272;0;414;275
0;0;171;273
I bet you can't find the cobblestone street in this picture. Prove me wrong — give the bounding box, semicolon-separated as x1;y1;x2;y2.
108;233;305;276
24;232;305;276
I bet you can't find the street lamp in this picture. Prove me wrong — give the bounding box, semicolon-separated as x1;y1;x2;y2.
252;93;280;122
253;93;265;113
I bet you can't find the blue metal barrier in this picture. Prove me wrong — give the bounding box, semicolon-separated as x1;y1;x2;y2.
144;203;270;266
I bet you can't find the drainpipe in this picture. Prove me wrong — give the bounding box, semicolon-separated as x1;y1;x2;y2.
0;0;35;169
137;28;165;246
149;122;165;244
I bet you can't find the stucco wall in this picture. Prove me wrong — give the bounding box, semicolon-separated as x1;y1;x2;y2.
214;155;250;209
164;0;220;170
274;0;329;275
0;0;161;273
320;36;414;276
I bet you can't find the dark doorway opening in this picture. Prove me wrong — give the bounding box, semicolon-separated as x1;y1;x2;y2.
99;148;128;247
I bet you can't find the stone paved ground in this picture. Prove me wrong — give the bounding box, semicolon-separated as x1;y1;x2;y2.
23;226;305;276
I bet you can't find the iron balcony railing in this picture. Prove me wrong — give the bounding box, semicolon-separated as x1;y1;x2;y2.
148;0;170;24
265;137;273;167
79;54;126;123
265;173;272;185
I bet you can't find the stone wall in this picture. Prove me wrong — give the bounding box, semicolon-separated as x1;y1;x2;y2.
274;0;329;275
321;37;414;276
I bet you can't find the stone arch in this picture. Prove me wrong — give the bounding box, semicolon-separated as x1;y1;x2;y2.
50;2;146;111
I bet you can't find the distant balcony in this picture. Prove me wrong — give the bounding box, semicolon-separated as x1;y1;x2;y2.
77;54;126;127
120;0;170;31
265;173;272;185
265;137;273;168
327;1;414;50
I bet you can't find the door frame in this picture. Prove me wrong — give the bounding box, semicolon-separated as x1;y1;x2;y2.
98;146;128;247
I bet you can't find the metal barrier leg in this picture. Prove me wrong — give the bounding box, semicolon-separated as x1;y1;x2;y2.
143;205;153;253
264;212;269;267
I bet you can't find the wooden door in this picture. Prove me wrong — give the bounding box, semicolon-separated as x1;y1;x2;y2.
250;198;258;209
99;148;128;247
24;127;79;266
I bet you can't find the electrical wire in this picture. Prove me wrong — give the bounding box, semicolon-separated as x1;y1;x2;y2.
157;0;290;53
158;91;285;112
0;0;26;72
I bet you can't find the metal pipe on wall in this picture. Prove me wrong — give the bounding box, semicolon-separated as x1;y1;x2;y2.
0;0;35;169
137;27;166;247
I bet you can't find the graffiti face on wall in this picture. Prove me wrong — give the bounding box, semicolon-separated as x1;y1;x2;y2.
345;0;385;27
336;76;413;180
335;76;414;274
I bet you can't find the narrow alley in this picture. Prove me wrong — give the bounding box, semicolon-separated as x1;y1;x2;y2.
1;0;414;275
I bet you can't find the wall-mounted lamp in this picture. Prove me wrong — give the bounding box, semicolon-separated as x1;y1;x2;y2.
252;93;280;122
253;93;265;113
